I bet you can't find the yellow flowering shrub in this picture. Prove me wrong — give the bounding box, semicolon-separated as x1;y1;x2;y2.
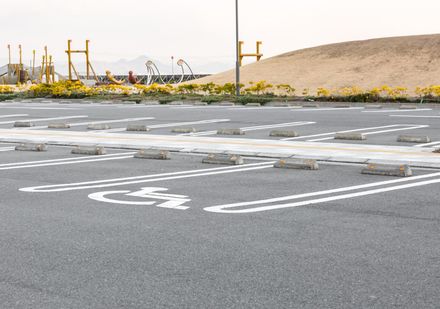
176;84;200;94
199;83;216;95
0;85;14;94
336;86;364;97
30;81;97;97
97;84;134;95
415;85;440;97
276;84;296;96
245;81;273;95
316;87;331;97
135;83;174;95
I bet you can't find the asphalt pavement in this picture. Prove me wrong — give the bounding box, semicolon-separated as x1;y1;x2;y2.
0;99;439;308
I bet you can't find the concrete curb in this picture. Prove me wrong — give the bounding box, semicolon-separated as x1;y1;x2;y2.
270;130;299;138
134;149;170;160
361;163;412;177
217;129;245;136
397;135;431;143
202;154;244;165
171;127;197;134
274;158;319;170
335;133;367;140
15;143;47;152
14;121;34;128
71;146;106;155
127;125;149;132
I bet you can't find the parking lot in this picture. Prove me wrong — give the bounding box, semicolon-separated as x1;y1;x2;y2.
1;100;440;308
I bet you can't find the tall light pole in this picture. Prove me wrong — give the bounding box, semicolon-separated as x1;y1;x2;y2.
235;0;240;96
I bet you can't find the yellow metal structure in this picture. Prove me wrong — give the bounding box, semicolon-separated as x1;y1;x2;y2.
238;41;263;66
32;50;35;77
65;40;98;82
2;44;37;84
39;46;56;84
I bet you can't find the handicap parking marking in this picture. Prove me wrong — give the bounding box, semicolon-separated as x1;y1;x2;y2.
0;152;136;170
282;124;429;142
88;187;191;210
19;162;274;193
185;121;316;136
204;171;440;214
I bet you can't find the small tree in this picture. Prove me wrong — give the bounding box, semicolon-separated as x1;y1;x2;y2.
276;84;296;96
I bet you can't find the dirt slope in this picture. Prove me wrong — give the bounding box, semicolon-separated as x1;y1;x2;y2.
194;34;440;93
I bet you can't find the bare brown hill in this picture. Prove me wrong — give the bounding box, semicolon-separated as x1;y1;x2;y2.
194;34;440;94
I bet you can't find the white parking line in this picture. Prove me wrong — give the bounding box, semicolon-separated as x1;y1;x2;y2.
29;117;156;130
0;114;28;119
281;124;429;142
98;119;231;133
204;171;440;213
0;115;88;126
308;125;429;142
389;115;440;118
20;162;275;193
0;107;81;110
363;109;432;113
292;107;365;112
186;121;316;136
0;147;15;152
414;141;440;148
229;107;293;111
0;152;136;170
171;106;231;110
228;107;364;112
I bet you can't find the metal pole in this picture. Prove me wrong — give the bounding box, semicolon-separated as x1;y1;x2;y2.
7;45;11;79
32;50;35;77
86;40;90;80
45;46;49;83
235;0;240;96
67;40;72;81
171;56;174;75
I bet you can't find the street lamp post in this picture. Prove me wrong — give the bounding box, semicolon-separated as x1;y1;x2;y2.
235;0;240;96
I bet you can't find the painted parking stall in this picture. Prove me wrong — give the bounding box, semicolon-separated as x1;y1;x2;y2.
1;100;440;309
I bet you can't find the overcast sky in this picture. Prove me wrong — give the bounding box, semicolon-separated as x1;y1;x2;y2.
1;0;440;72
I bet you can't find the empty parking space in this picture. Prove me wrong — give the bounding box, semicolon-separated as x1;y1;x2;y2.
1;99;440;308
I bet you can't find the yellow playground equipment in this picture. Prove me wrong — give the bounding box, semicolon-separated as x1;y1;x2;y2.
1;44;60;84
105;70;125;85
0;44;24;84
38;46;56;84
65;40;98;83
238;41;263;66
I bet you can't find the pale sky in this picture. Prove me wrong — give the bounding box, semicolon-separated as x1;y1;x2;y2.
1;0;440;72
